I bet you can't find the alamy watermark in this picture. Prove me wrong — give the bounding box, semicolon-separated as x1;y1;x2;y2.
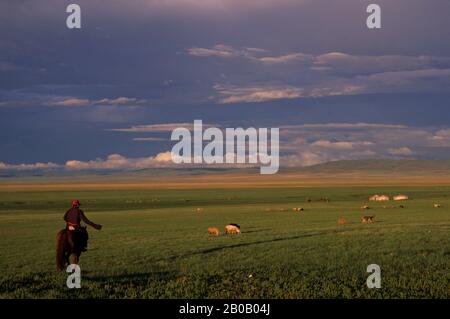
65;4;381;30
66;264;81;289
366;264;381;289
170;120;279;174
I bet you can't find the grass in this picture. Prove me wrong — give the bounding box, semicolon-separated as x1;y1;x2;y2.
0;186;449;298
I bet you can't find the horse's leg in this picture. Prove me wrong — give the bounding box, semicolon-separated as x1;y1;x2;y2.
56;230;67;271
69;253;79;265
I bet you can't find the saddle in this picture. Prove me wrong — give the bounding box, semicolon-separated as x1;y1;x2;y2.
66;224;89;252
67;222;78;231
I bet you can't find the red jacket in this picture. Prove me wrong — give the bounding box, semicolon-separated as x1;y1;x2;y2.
64;207;98;228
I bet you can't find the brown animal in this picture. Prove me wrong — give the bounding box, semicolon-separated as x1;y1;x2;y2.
433;204;441;208
207;227;220;236
292;207;304;212
196;208;204;212
225;224;241;235
56;227;88;271
361;205;370;210
361;215;375;224
337;217;347;225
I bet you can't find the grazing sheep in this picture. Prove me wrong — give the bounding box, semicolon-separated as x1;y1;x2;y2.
393;194;409;201
292;207;304;212
196;208;204;212
433;204;441;208
361;205;370;210
361;215;375;224
225;224;241;235
208;227;220;236
337;217;347;225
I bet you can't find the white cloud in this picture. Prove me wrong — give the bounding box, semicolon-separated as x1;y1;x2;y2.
311;140;373;150
281;123;407;130
258;53;312;64
214;84;302;104
188;44;241;58
50;98;91;107
48;96;147;107
65;152;173;170
0;161;60;170
111;122;216;133
387;147;413;156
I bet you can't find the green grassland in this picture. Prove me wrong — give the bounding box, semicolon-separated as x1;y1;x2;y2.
0;186;449;298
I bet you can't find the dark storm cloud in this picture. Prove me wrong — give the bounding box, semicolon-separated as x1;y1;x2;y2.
1;0;450;167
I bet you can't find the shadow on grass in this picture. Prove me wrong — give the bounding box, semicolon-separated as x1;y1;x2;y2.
167;230;330;261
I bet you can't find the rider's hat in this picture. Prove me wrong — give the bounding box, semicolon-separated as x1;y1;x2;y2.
72;200;81;207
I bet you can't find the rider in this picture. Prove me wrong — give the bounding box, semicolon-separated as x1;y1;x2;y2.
64;200;102;251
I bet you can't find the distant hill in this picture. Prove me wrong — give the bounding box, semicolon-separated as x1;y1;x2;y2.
294;160;450;175
2;160;450;181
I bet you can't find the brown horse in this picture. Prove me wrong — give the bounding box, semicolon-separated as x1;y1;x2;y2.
56;227;88;271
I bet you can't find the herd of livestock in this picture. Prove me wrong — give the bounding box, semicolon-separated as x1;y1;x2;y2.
203;194;443;236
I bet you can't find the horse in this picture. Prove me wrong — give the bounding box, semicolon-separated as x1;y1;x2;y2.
56;226;88;271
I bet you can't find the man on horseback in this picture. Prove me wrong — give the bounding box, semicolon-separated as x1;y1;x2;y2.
64;200;102;252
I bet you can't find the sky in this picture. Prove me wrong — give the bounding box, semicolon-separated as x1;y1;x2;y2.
1;0;450;171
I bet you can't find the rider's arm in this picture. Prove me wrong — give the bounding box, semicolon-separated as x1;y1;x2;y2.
63;210;69;222
80;210;102;230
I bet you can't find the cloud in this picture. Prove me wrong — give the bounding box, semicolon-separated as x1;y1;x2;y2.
214;84;302;104
212;64;450;103
188;44;241;58
49;98;91;107
188;44;312;64
110;122;216;133
274;122;450;167
189;45;450;72
387;147;413;156
95;97;146;106
313;52;450;75
65;153;173;170
2;123;450;171
189;45;450;99
311;140;374;150
281;123;407;130
430;129;450;145
258;53;312;64
48;96;147;107
0;161;60;170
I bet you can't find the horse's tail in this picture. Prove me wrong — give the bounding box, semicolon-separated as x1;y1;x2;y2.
56;229;67;271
